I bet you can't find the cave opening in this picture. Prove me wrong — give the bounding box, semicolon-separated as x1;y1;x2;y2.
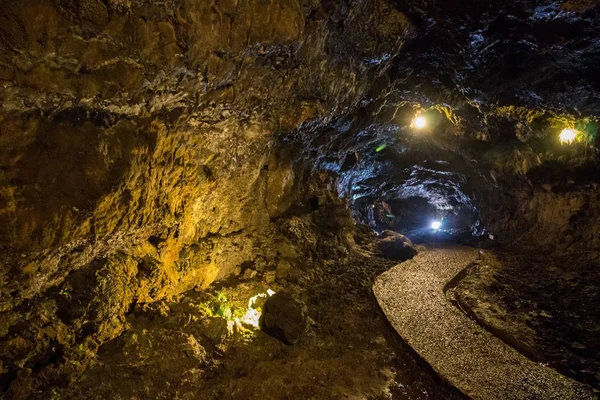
311;106;487;245
340;132;485;244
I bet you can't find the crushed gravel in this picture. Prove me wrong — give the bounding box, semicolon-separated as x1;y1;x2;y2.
373;245;596;400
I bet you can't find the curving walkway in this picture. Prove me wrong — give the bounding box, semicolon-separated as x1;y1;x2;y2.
373;245;596;400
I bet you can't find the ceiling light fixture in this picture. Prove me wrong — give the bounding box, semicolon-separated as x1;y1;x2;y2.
559;128;577;144
413;115;427;129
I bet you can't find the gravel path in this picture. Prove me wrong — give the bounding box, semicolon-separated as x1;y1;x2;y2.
373;245;596;400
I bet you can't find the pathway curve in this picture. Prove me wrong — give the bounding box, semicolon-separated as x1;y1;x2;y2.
373;245;595;400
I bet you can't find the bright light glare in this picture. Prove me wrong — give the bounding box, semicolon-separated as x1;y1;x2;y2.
431;221;442;230
413;115;427;129
559;128;577;144
235;289;276;330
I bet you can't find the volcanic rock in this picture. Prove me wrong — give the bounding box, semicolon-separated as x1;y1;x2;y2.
261;292;307;345
376;230;418;261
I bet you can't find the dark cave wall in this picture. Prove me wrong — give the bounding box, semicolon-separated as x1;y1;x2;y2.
315;0;600;250
479;171;600;252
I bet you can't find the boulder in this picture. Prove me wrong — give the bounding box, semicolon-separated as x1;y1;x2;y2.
260;292;307;345
376;230;418;261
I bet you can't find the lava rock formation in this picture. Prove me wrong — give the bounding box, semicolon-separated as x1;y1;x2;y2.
1;0;599;398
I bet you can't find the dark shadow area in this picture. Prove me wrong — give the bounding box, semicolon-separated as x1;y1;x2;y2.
453;251;600;390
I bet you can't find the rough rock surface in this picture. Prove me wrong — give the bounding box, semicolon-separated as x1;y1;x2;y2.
0;0;599;398
454;251;600;390
375;230;418;261
295;0;600;249
0;0;412;396
261;291;307;345
30;240;465;400
374;245;596;400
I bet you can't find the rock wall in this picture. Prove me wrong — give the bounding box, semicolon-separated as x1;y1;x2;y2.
0;0;413;396
1;0;600;397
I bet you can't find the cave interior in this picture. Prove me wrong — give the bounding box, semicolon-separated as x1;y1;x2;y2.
1;0;600;399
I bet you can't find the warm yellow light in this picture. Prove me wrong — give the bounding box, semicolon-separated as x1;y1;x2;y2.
560;128;577;144
413;115;427;129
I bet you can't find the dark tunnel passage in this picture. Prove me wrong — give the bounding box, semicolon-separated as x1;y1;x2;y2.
333;123;485;243
292;101;489;245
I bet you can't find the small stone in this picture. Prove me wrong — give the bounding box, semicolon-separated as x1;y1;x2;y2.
201;317;230;344
255;259;267;272
571;342;586;350
243;269;257;280
158;301;170;317
264;271;276;284
261;291;307;345
276;260;291;281
185;334;207;361
276;242;299;259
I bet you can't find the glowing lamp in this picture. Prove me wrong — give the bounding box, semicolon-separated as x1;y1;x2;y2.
559;128;577;144
431;220;442;230
413;115;427;129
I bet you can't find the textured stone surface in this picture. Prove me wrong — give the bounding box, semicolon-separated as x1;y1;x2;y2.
0;0;599;398
300;0;600;251
374;245;596;400
375;230;418;261
261;291;307;345
455;251;600;389
0;0;413;396
41;250;464;400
